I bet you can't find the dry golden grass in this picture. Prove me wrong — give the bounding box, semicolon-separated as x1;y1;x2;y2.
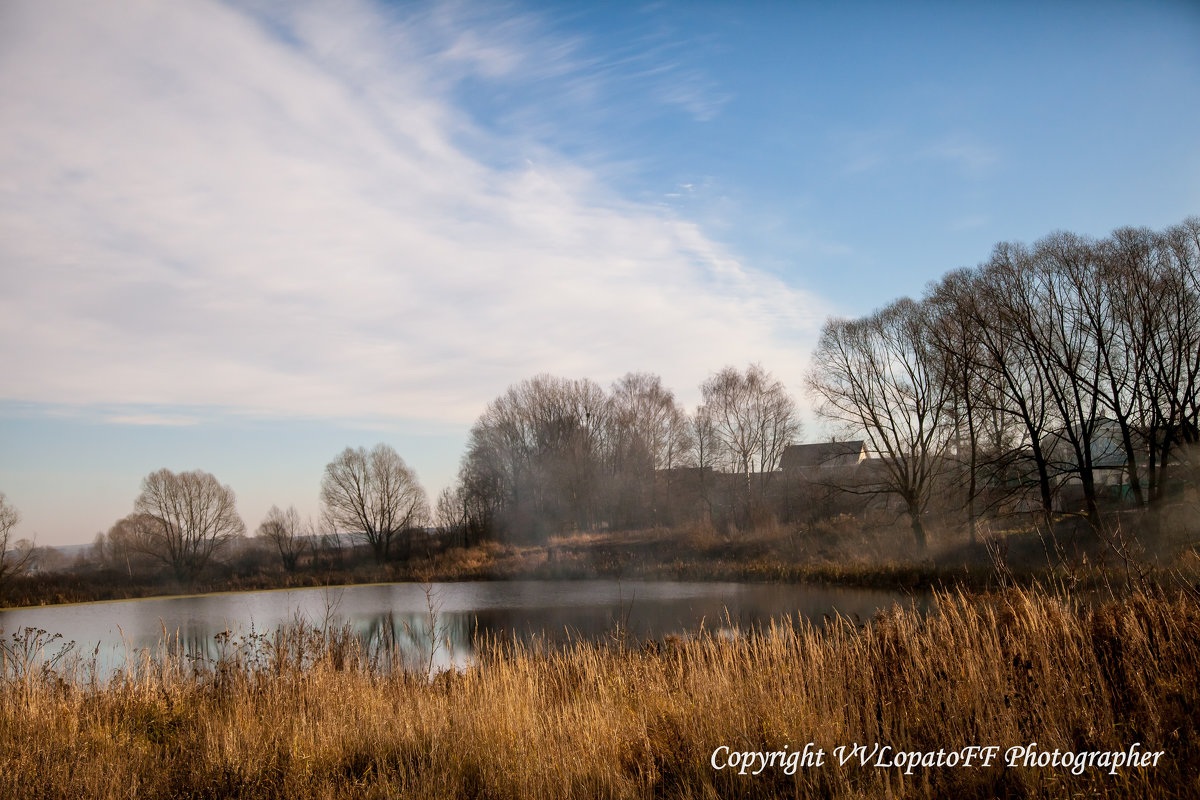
1;587;1197;799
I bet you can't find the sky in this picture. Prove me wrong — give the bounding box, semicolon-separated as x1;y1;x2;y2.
1;0;1198;546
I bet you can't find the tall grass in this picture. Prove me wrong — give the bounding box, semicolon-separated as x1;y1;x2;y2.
1;587;1197;798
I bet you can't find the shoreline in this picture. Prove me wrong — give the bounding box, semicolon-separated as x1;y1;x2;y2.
6;517;1195;610
0;558;1169;612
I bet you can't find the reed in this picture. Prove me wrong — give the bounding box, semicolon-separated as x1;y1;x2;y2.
1;586;1196;798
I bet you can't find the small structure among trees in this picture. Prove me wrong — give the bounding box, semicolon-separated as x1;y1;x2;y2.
780;441;867;472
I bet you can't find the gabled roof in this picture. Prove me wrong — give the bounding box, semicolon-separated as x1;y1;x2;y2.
781;441;866;470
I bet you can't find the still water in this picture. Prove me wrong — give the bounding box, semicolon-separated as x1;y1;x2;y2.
0;580;925;675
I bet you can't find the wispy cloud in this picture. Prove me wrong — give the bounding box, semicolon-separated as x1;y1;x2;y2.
836;129;895;175
104;414;202;427
837;128;1000;181
920;136;1000;177
949;214;990;231
0;0;824;424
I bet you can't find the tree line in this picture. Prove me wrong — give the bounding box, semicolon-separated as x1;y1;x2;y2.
808;217;1200;547
87;444;432;583
80;364;805;583
441;366;800;543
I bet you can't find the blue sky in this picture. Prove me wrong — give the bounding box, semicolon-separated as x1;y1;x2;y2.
1;0;1197;545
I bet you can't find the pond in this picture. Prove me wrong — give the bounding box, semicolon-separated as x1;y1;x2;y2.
0;580;927;676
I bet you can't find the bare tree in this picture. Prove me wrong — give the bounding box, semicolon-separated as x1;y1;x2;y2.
700;364;801;524
927;271;990;543
438;482;502;548
93;513;158;579
955;249;1059;519
435;486;467;544
455;454;504;541
133;469;245;582
686;404;721;521
0;493;33;597
321;444;429;563
803;215;1199;545
1023;232;1109;525
807;299;953;550
459;399;529;538
257;505;305;573
926;268;1043;538
1133;218;1200;500
459;375;610;539
607;372;692;526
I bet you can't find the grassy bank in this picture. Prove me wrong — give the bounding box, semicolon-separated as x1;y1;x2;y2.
9;513;1199;608
2;586;1197;798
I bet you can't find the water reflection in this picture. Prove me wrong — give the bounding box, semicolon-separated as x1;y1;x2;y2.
0;580;926;677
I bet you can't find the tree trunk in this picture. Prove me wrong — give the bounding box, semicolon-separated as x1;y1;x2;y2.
1116;420;1146;508
1080;468;1101;531
910;513;928;552
906;492;928;551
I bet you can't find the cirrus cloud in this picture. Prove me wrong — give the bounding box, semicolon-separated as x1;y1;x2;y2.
0;0;827;424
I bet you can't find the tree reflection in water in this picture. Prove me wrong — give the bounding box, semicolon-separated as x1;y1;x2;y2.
0;581;926;679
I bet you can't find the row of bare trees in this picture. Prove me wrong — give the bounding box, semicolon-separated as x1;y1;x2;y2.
88;444;433;582
808;217;1200;546
93;470;248;582
445;366;801;541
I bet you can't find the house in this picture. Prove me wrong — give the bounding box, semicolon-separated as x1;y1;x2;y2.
1042;418;1128;482
1040;417;1137;496
1039;417;1200;507
1038;417;1157;508
776;441;872;520
780;440;868;472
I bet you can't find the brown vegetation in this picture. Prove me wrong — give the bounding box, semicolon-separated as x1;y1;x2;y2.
1;586;1197;799
7;507;1200;608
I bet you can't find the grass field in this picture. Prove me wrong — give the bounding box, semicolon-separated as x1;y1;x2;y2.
2;585;1197;799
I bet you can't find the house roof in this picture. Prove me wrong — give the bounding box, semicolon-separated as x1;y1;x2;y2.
1041;418;1130;470
781;441;866;470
